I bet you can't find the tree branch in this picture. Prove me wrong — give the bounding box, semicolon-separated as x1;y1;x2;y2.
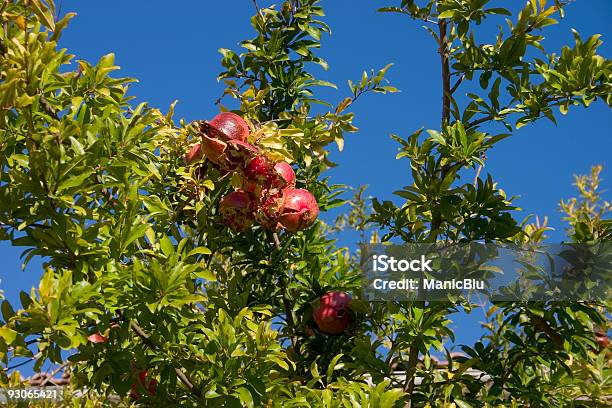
438;20;451;126
466;113;496;130
39;361;69;386
403;20;454;408
120;313;202;399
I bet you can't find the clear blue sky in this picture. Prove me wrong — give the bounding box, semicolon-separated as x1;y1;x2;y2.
1;0;610;374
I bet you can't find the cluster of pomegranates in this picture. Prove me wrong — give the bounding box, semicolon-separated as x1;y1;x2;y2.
312;291;352;335
185;112;319;233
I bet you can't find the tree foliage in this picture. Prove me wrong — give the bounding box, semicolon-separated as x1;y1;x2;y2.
0;0;610;407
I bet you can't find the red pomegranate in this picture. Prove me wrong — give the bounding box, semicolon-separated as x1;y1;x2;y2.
313;291;352;335
242;155;274;194
256;193;284;230
130;370;157;399
219;190;255;232
278;188;319;232
87;333;108;344
207;112;250;142
272;161;296;190
199;113;255;170
200;136;258;171
185;143;203;164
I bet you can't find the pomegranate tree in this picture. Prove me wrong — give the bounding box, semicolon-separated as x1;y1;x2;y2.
313;291;352;335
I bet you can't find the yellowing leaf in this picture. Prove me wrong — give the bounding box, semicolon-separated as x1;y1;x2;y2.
0;327;18;343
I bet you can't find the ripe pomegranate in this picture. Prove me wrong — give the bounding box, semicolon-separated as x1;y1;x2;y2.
208;112;250;142
184;143;203;165
200;132;258;171
130;370;157;399
199;113;256;170
271;161;296;190
313;291;352;335
87;333;107;344
242;155;274;194
256;193;284;230
219;190;255;232
278;188;319;232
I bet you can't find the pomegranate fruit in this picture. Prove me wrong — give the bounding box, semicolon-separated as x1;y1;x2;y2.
244;156;273;179
219;190;255;232
207;112;250;142
313;291;352;335
130;370;157;399
256;193;284;230
272;161;296;190
278;188;319;232
199;113;255;170
185;143;203;165
200;136;258;171
242;155;274;194
87;333;107;344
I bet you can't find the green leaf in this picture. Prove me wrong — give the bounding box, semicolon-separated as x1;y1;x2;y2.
194;268;217;281
0;326;18;343
438;10;455;19
57;170;95;192
1;301;15;322
233;387;254;408
187;247;212;257
326;354;344;383
454;399;474;408
124;223;150;248
159;235;174;257
380;388;405;408
68;136;86;155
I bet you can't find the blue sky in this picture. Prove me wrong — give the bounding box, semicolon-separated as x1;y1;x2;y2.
1;0;610;374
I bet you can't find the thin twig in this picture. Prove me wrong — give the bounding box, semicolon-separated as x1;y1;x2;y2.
252;0;263;19
438;20;451;126
466;113;495;129
5;352;42;371
272;232;281;247
450;74;464;95
473;164;483;185
39;361;69;386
